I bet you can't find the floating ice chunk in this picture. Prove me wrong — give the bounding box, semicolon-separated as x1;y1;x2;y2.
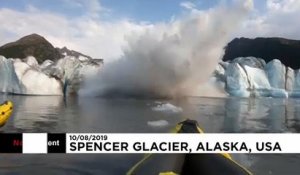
147;120;169;127
152;103;183;113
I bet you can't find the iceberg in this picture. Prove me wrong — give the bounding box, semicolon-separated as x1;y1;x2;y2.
147;120;169;127
151;102;183;113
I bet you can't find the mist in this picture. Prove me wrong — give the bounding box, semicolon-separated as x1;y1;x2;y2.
79;0;253;98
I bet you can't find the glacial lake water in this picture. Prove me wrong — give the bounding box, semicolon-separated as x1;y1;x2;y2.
1;94;300;175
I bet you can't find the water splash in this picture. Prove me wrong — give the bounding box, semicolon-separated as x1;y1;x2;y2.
80;0;253;98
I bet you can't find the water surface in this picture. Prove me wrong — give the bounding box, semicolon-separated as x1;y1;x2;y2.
1;95;300;175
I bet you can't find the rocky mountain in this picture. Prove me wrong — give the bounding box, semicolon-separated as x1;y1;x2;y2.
223;37;300;69
0;34;61;63
0;34;96;63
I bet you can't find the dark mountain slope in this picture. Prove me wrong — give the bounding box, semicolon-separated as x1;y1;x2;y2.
223;37;300;69
0;34;62;63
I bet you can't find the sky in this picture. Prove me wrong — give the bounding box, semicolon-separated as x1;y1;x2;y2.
0;0;300;61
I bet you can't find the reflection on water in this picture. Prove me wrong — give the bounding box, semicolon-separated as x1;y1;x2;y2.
2;95;300;133
1;95;300;174
12;96;64;132
185;97;300;133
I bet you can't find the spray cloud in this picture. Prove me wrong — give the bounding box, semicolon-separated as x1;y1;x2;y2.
80;0;253;98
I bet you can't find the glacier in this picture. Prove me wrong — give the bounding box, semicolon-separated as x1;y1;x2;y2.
214;57;300;98
0;55;101;95
0;56;23;93
1;53;299;98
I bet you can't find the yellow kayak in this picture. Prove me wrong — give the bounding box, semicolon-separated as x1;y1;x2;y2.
127;119;252;175
0;101;13;127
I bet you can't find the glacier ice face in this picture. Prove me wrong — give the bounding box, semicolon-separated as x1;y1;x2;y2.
56;56;81;81
265;59;286;89
0;55;101;95
78;55;89;62
40;60;54;70
269;88;288;98
21;69;62;95
214;63;226;82
213;57;299;98
243;65;270;89
1;53;298;98
25;56;39;68
0;56;23;93
50;56;101;94
286;67;294;91
13;60;62;95
291;70;300;97
232;57;266;69
225;63;250;97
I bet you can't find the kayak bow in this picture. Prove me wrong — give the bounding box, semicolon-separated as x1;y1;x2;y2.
127;119;252;175
0;101;13;127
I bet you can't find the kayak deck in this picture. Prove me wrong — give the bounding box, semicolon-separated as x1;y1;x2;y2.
127;119;252;175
